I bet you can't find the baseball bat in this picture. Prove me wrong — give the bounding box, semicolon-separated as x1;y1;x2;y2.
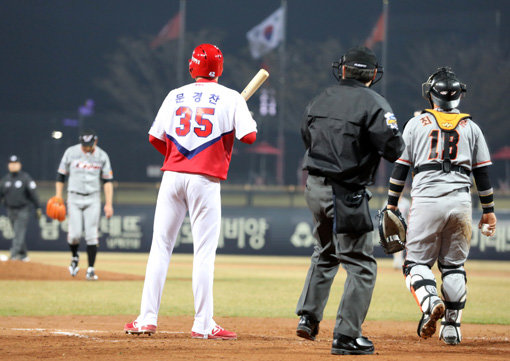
241;69;269;101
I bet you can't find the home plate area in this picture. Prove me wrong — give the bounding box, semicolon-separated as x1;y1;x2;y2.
0;315;508;361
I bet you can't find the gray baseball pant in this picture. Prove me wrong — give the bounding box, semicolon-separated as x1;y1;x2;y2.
296;175;377;339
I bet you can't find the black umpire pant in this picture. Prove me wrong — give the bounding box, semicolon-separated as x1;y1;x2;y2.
296;175;377;339
7;205;31;259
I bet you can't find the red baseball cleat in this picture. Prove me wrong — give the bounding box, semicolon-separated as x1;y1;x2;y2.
191;325;237;340
124;321;157;336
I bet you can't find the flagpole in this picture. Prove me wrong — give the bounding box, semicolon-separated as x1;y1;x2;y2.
381;0;389;98
377;0;389;188
177;0;186;86
276;0;287;185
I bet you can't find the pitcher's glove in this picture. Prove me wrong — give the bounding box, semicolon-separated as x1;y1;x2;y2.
46;196;66;222
377;207;407;254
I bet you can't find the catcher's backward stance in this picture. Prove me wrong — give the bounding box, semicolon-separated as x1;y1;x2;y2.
386;67;497;345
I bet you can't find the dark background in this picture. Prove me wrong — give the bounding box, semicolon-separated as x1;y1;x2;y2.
1;0;508;184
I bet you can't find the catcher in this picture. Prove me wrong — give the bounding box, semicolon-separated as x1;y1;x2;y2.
385;67;496;345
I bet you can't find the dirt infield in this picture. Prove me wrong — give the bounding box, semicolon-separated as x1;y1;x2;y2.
1;316;509;361
0;261;509;360
0;259;144;281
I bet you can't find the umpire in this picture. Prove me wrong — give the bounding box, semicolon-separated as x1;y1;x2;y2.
295;46;404;355
0;155;42;261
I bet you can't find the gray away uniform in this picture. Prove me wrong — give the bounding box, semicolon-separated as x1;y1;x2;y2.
388;108;493;343
396;110;491;267
58;144;113;245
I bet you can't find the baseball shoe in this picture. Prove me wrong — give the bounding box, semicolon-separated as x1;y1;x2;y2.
69;256;79;277
20;256;30;262
417;298;445;339
439;309;462;345
331;334;374;355
439;322;461;345
86;267;98;281
124;321;157;336
296;314;320;341
191;325;237;340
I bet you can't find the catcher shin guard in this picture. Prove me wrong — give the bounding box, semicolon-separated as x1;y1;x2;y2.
439;264;467;345
377;207;407;254
406;265;440;313
406;264;445;338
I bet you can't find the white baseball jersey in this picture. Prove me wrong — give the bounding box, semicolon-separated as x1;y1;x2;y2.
58;144;113;194
397;109;492;197
149;80;257;180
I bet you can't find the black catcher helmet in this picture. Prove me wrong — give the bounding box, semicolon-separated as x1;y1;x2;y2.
422;67;466;110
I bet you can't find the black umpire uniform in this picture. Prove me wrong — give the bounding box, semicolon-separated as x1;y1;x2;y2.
295;46;404;355
0;155;41;260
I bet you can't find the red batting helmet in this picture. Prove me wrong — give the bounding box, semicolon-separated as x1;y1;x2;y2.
189;44;223;79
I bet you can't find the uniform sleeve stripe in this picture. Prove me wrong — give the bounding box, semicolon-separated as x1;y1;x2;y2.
388;190;401;197
479;188;493;196
390;178;405;186
481;201;495;208
397;158;412;165
473;160;492;167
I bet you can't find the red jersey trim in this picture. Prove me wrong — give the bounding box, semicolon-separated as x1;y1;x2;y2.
166;130;234;159
161;131;235;180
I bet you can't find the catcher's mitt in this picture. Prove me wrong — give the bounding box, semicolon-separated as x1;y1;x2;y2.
46;196;66;222
377;207;407;254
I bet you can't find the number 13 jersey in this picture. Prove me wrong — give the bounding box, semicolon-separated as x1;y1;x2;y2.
149;79;257;180
396;109;492;197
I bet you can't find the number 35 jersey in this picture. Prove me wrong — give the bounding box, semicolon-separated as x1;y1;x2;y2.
149;80;257;180
396;109;492;197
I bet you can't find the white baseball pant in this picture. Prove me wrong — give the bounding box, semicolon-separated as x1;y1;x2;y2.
136;171;221;335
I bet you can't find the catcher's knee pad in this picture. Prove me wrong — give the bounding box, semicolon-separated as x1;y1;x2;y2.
439;263;466;344
85;238;99;246
405;264;440;314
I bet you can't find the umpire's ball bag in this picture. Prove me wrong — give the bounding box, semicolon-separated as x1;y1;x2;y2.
331;180;373;234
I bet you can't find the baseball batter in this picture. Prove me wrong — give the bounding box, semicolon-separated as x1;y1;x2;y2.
386;67;496;345
55;129;114;280
124;44;257;339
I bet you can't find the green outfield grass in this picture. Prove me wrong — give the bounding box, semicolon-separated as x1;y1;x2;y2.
1;252;509;325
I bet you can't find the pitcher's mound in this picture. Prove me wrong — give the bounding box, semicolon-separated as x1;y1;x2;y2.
0;260;143;281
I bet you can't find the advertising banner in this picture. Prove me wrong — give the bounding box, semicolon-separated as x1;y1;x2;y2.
0;206;508;260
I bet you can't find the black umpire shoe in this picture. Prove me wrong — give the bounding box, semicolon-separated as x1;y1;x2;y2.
296;314;319;341
331;334;374;355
